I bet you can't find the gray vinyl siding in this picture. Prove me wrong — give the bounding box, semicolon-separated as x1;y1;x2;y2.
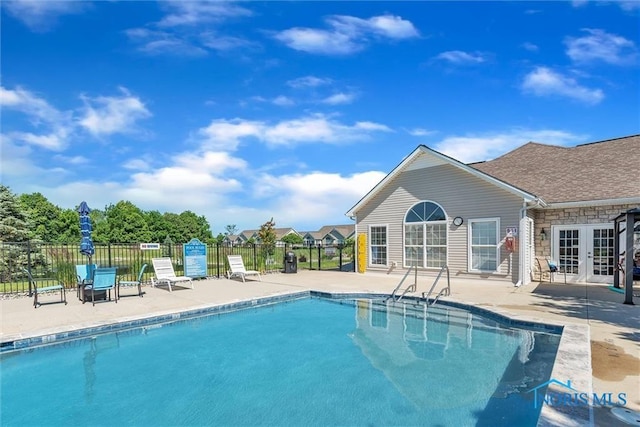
356;164;524;283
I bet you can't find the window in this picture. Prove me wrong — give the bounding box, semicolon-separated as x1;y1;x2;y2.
370;225;388;266
469;218;499;272
404;201;447;268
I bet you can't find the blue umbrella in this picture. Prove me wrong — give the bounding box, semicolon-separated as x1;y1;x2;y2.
77;201;95;263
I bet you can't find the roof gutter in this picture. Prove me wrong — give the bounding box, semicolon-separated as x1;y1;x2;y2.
543;197;640;209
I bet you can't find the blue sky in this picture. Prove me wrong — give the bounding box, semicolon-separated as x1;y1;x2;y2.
1;1;638;235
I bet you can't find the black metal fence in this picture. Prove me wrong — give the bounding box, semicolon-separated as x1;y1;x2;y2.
0;241;355;295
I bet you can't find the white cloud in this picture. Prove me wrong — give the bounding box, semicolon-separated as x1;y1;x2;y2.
275;27;359;55
198;118;264;151
3;0;87;32
9;130;69;151
433;129;585;164
565;29;637;65
250;170;386;226
200;32;255;51
521;66;604;104
407;128;436;137
274;14;418;55
272;96;295;106
122;159;151;171
197;114;391;150
287;76;333;88
0;85;65;123
52;154;89;165
78;87;152;136
435;50;487;65
521;42;539;52
1;85;72;150
321;92;356;105
157;1;252;27
125;28;208;56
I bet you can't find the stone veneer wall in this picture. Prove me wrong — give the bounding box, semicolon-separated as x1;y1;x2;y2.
533;203;638;257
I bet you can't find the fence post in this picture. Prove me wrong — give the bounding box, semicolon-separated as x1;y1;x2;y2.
253;243;257;269
318;245;321;270
216;242;220;278
27;240;33;296
108;243;112;267
339;245;343;272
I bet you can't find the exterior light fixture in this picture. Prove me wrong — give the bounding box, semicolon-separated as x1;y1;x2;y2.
540;228;547;241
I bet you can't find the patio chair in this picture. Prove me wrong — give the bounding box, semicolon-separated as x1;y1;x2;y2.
534;256;566;284
151;257;194;292
76;263;97;300
22;268;67;308
117;263;147;298
83;267;117;306
227;255;261;282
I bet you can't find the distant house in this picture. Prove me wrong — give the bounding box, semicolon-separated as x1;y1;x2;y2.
300;225;355;247
236;228;300;247
346;135;640;285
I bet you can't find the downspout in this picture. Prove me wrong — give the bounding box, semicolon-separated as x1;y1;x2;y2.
515;197;545;287
351;214;358;273
515;200;528;287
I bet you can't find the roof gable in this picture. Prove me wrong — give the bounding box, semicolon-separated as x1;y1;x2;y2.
346;145;538;217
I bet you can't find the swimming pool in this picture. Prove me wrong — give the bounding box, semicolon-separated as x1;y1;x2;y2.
0;296;561;426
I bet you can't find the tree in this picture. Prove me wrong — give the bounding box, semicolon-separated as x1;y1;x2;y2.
281;233;303;245
0;185;44;281
225;224;238;236
54;209;81;243
105;201;151;243
257;217;277;266
19;193;61;241
145;210;171;242
0;185;30;242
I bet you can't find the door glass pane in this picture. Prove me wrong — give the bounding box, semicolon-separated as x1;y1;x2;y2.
592;228;614;276
559;229;580;274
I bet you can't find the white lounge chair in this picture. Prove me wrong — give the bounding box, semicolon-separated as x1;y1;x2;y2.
151;257;194;292
227;255;261;282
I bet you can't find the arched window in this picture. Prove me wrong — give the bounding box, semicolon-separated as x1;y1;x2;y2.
404;201;447;268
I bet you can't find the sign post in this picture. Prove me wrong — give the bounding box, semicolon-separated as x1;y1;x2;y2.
183;238;207;278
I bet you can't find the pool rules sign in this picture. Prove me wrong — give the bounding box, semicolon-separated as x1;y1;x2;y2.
183;238;207;279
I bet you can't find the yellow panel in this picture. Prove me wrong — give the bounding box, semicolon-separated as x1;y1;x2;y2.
357;233;367;273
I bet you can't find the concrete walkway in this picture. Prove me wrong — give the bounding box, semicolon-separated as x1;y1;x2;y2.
1;270;638;424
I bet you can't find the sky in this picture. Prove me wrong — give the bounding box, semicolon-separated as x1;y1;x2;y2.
1;1;639;235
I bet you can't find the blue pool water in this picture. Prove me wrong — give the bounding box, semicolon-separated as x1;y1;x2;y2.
0;297;560;426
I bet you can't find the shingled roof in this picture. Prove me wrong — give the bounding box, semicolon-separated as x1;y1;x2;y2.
471;135;640;204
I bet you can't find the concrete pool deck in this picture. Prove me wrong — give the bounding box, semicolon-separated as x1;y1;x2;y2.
1;270;638;426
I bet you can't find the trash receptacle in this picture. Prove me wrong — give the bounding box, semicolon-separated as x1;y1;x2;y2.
284;251;297;273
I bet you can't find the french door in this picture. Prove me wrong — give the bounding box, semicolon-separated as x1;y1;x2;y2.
552;224;615;283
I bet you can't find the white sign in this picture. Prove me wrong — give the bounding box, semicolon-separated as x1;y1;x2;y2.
506;227;518;236
140;243;160;250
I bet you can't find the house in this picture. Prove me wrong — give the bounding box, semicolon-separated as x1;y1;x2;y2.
300;225;355;247
345;135;640;285
237;228;300;247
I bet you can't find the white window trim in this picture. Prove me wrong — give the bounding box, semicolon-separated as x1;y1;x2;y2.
402;200;448;269
467;217;500;273
368;224;389;267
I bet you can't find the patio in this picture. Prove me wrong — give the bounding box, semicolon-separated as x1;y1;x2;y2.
1;270;638;425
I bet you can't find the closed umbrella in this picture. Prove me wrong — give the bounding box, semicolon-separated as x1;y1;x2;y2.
78;201;95;264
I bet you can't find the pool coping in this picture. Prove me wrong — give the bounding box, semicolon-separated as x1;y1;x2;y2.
0;290;592;427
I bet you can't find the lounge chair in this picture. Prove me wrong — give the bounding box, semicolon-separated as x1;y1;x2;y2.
117;263;147;298
22;268;67;308
83;267;117;306
151;258;194;292
76;263;97;300
227;255;261;282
